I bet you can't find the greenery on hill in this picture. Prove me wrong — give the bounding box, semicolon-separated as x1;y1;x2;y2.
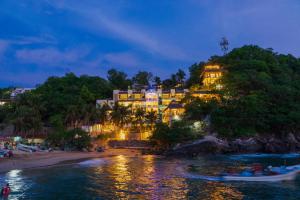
185;45;300;138
1;45;300;149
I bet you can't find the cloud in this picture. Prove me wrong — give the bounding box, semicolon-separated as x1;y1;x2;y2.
15;47;89;66
46;1;188;61
103;52;142;68
0;40;9;58
12;34;57;45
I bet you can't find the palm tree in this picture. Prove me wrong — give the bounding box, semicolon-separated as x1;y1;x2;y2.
11;105;42;138
133;108;146;133
65;105;81;128
176;69;186;88
97;103;111;125
145;111;157;130
110;103;131;131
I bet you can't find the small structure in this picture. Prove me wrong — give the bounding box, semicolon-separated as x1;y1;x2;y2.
10;88;34;99
163;100;185;123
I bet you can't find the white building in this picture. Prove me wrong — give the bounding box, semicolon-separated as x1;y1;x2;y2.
10;88;35;99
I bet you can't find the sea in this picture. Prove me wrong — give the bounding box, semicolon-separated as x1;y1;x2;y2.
1;153;300;199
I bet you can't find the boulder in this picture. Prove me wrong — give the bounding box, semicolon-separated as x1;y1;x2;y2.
166;136;230;156
229;138;263;153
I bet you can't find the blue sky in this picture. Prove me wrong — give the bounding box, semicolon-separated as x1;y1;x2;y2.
0;0;300;87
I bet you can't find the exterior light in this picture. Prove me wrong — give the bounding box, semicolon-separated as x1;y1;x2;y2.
119;130;126;140
173;115;180;121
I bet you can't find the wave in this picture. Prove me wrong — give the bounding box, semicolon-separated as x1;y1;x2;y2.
78;159;107;167
229;153;300;160
176;166;221;181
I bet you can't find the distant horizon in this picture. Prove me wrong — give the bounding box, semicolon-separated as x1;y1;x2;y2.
1;0;300;87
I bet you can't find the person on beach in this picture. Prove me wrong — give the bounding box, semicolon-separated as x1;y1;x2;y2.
1;183;11;200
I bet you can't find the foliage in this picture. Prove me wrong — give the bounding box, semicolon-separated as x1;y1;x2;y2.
132;71;153;86
145;111;157;129
153;76;161;86
150;121;199;148
46;128;91;150
186;62;205;88
107;69;131;90
209;45;300;137
184;98;218;121
133;108;146;128
110;103;131;128
162;69;186;89
0;87;12;99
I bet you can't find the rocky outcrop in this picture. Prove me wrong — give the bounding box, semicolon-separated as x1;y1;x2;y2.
166;133;300;157
166;136;231;156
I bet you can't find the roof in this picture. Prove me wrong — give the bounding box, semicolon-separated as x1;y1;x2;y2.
164;100;184;110
192;90;215;94
118;99;145;102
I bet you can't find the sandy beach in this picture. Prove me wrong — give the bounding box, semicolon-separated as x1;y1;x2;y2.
0;148;141;173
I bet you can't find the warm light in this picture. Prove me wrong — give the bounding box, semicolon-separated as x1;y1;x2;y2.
119;130;126;140
204;65;221;70
173;115;180;121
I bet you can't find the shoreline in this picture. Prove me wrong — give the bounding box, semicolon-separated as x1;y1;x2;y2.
0;148;141;174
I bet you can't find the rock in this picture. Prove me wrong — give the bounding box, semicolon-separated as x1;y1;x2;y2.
285;133;300;151
263;137;289;153
165;133;300;157
166;136;230;156
230;138;263;153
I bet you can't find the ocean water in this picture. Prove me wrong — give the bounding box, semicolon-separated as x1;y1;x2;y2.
1;154;300;200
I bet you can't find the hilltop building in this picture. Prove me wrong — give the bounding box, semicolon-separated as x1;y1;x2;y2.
90;65;223;140
10;88;35;99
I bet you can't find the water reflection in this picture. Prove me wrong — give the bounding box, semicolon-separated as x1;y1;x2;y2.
1;154;300;199
204;182;243;200
111;155;132;199
0;169;33;200
105;155;189;199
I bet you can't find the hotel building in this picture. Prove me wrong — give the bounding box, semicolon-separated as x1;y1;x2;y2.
90;65;223;139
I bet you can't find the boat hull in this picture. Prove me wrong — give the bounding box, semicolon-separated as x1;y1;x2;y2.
223;170;300;182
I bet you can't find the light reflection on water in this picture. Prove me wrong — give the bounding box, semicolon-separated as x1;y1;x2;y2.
1;154;300;199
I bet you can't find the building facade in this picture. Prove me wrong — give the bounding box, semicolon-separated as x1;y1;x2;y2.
90;65;223;140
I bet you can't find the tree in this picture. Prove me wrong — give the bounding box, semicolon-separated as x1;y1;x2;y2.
150;121;199;149
107;69;131;90
175;69;186;87
220;37;229;55
80;85;95;104
153;76;161;86
162;69;186;89
209;45;300;137
145;111;157;129
162;78;176;90
110;103;131;130
11;105;42;138
132;71;153;86
186;62;205;88
184;98;218;121
46;128;91;150
133;108;146;135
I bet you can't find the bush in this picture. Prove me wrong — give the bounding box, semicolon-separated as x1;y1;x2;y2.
46;128;91;150
150;121;200;149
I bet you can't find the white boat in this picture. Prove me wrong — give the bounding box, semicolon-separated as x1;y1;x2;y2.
223;168;300;182
17;144;39;152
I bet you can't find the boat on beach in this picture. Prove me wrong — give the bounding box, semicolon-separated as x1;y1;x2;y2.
17;143;40;152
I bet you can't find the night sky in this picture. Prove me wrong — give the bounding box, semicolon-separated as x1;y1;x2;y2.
0;0;300;87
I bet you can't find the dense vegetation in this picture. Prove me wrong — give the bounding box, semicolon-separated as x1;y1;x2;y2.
184;45;300;138
1;45;300;149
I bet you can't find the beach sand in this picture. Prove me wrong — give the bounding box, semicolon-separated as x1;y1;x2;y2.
0;148;141;173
